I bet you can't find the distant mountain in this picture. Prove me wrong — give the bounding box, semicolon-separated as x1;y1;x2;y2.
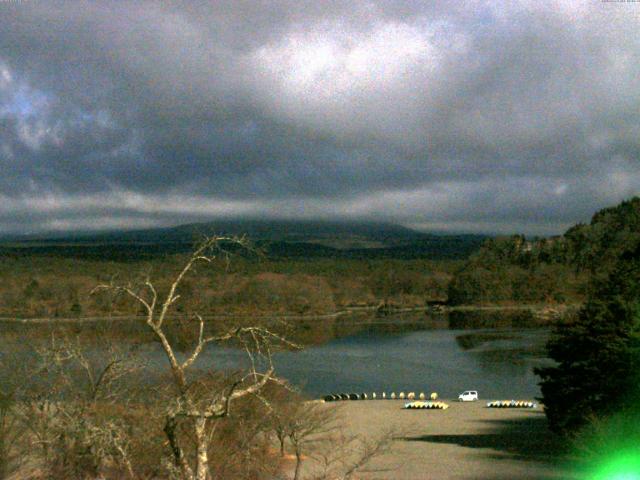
0;219;487;261
95;219;422;244
1;219;416;243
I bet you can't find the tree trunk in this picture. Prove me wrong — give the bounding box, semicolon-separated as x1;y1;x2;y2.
293;448;302;480
195;416;209;480
164;416;194;480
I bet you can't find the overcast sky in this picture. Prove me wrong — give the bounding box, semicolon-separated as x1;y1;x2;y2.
1;1;639;235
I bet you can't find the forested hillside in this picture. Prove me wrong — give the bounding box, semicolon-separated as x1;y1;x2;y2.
448;197;640;305
0;220;486;318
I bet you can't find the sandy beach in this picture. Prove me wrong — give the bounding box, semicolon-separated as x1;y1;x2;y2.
302;399;577;480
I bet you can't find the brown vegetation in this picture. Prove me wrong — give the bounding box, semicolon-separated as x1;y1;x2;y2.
0;239;397;480
0;256;456;319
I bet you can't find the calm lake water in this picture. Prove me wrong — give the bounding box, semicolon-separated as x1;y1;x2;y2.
132;312;553;400
1;311;554;400
275;327;550;399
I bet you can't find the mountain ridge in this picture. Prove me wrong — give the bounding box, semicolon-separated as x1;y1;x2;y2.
0;218;488;260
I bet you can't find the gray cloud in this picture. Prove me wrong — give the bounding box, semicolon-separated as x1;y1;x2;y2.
0;1;639;235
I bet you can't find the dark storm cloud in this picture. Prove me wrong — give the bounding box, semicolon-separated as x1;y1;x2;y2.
0;1;639;234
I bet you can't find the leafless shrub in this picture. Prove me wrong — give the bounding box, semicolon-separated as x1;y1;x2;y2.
1;330;145;480
267;390;340;480
265;392;397;480
311;428;398;480
0;387;23;478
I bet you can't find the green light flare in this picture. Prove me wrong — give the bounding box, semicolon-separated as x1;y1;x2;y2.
589;451;640;480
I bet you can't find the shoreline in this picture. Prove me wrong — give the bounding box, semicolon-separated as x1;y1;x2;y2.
0;302;579;324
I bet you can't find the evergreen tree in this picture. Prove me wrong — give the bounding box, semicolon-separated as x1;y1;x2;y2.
536;243;640;435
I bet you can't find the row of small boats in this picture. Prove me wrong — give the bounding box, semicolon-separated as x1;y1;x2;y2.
324;391;434;402
403;401;449;410
323;394;538;409
324;393;372;401
486;400;537;408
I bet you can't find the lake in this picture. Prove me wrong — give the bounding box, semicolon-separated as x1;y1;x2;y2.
274;327;551;399
0;311;555;400
132;311;554;400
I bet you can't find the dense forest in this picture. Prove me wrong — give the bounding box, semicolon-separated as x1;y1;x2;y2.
537;240;640;435
448;197;640;305
534;214;640;476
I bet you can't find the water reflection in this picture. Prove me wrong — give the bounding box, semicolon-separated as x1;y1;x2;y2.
448;309;537;329
0;310;552;399
271;325;550;398
275;310;553;398
287;308;547;346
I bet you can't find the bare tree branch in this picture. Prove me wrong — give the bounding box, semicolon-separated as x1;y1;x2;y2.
89;235;293;480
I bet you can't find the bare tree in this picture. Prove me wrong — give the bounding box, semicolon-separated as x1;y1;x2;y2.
267;392;397;480
93;236;295;480
312;428;397;480
269;394;339;480
34;331;142;404
10;331;144;479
